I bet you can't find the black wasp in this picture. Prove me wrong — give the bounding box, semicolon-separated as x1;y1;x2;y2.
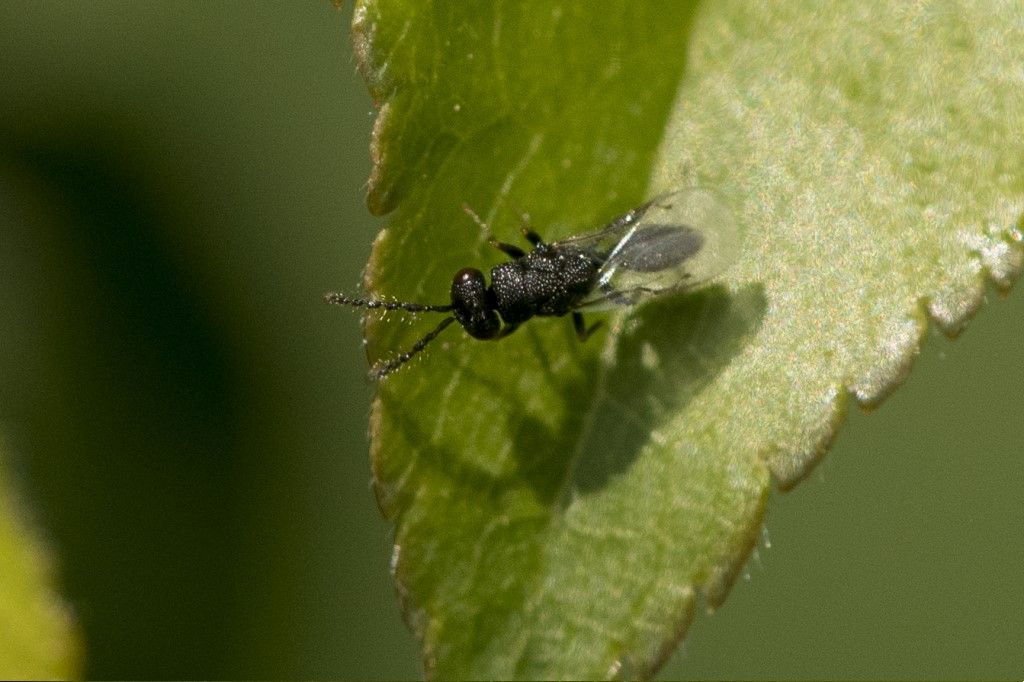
326;188;739;379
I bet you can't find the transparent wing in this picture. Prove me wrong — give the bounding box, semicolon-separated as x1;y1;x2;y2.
571;188;740;310
551;193;663;256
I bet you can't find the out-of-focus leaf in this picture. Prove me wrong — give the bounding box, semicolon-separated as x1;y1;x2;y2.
0;443;81;679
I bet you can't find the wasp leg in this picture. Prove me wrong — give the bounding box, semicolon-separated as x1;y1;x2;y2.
572;312;603;341
596;282;635;306
488;237;526;260
496;322;521;339
508;203;544;246
522;227;544;247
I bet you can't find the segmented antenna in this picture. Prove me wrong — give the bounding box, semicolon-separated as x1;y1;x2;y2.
370;316;456;379
325;292;457;379
323;292;453;314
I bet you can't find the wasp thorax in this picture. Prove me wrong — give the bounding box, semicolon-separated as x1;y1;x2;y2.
450;267;500;339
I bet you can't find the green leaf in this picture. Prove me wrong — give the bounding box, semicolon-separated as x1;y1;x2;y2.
0;443;81;679
352;0;1024;678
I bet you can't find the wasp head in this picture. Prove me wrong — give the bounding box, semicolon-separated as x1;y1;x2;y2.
450;267;500;339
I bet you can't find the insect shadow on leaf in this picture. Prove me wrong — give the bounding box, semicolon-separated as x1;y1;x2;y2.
561;283;766;499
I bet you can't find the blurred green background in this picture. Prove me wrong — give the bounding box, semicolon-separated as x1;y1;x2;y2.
0;3;1020;679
